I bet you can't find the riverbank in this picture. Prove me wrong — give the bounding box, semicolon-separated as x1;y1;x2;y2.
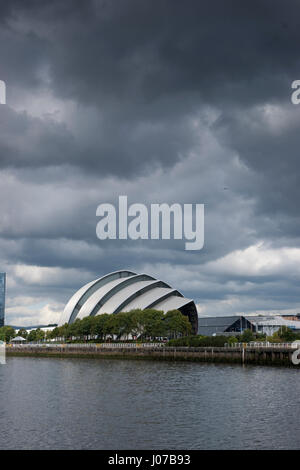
6;344;300;367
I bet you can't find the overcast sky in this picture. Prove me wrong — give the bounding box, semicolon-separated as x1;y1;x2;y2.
1;0;300;325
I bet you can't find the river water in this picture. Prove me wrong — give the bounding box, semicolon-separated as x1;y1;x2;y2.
0;357;299;449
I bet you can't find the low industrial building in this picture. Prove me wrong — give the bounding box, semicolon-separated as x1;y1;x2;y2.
198;314;300;336
198;316;254;336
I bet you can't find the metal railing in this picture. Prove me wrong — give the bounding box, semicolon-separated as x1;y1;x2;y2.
96;342;164;348
225;342;299;349
8;341;299;350
8;342;165;349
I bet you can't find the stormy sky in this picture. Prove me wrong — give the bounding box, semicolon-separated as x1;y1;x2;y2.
1;0;300;325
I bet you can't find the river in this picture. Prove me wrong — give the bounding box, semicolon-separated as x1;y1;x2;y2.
0;357;299;449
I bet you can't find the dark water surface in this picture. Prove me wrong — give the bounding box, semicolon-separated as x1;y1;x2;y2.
0;357;299;449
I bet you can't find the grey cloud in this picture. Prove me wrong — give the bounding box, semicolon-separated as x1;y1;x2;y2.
4;0;298;107
214;105;300;245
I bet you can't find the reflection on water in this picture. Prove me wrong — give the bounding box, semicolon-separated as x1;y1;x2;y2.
0;357;299;449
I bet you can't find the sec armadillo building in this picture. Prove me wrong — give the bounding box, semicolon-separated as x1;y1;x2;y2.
59;270;198;334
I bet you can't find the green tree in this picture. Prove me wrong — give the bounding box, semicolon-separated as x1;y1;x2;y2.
46;329;53;341
129;309;146;339
17;328;28;339
27;329;37;342
27;328;45;342
92;314;110;340
77;316;94;340
164;310;192;338
0;326;16;342
277;326;297;342
142;309;165;340
256;332;267;341
228;336;238;345
112;312;135;340
66;319;80;340
240;329;254;343
35;328;45;342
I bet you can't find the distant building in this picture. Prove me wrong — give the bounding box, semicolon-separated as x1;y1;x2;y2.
247;315;300;336
280;313;300;321
11;324;57;334
11;336;26;344
198;314;300;336
198;316;254;336
0;273;6;327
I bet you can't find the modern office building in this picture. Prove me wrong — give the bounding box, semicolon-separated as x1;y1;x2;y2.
59;270;198;334
0;273;6;327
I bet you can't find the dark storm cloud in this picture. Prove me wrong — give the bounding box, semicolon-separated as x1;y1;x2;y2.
0;107;73;167
0;104;199;176
3;0;299;106
0;0;299;176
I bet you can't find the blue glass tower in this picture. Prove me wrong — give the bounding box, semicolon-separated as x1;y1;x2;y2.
0;273;6;327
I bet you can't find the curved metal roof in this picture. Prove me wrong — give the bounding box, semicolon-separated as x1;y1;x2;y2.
97;280;169;314
76;274;155;320
151;295;193;312
59;269;198;333
60;270;135;325
120;286;177;312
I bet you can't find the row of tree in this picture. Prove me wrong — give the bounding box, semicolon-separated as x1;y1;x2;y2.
0;326;46;342
50;309;192;341
0;309;192;343
2;318;299;345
